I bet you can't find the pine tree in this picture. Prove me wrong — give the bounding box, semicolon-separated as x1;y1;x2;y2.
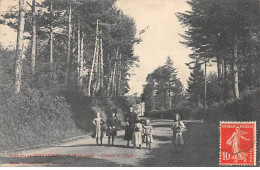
15;0;26;94
177;0;260;99
187;61;204;108
142;57;184;111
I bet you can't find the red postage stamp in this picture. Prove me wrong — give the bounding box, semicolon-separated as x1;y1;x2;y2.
219;121;256;166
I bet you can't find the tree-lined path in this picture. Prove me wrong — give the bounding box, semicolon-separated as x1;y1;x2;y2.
0;119;218;167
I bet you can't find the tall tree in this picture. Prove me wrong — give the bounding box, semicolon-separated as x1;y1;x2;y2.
187;61;204;108
88;19;99;96
77;16;81;87
177;0;260;99
65;1;72;85
1;0;140;97
142;57;184;111
31;0;36;74
79;31;84;88
15;0;26;94
49;0;53;65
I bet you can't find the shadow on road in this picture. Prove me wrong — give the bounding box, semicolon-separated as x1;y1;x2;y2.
0;156;130;167
140;121;219;167
56;143;130;149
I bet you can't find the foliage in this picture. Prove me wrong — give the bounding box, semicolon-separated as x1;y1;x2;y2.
204;89;260;123
0;0;142;150
142;57;186;112
186;61;204;107
0;46;83;151
0;0;140;95
177;0;260;101
145;107;192;120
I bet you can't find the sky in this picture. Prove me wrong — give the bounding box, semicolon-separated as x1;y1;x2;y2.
0;0;216;95
116;0;193;95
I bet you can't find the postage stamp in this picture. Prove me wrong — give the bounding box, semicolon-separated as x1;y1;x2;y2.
219;121;256;166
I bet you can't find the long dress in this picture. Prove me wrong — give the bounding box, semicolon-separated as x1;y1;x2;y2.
143;125;153;143
132;123;143;147
226;130;249;161
106;117;118;136
124;112;137;140
172;120;185;145
92;117;104;138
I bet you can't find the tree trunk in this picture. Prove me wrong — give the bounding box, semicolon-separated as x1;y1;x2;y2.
49;0;53;64
112;49;118;97
197;93;201;108
118;53;122;96
233;37;239;99
168;81;172;109
79;32;84;88
65;3;72;85
95;38;100;93
217;57;222;101
69;21;76;85
152;80;156;111
107;57;113;96
99;30;104;92
77;18;81;87
88;19;99;96
31;0;36;74
204;61;207;109
15;0;26;94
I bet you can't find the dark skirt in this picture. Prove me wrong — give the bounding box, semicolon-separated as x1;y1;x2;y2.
124;126;134;140
106;127;117;136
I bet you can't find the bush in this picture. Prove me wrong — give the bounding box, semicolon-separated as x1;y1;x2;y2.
0;46;83;151
0;87;83;151
145;107;192;120
204;89;260;123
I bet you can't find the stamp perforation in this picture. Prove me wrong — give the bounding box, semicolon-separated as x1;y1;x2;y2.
219;121;256;166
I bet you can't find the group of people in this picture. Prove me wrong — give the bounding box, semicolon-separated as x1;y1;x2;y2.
91;106;186;150
124;106;153;149
91;112;118;146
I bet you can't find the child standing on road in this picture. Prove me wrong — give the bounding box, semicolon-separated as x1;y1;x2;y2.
132;117;143;149
92;112;105;145
171;114;186;149
143;119;153;150
106;112;118;146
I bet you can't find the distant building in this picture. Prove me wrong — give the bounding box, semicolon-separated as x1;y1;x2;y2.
136;102;145;116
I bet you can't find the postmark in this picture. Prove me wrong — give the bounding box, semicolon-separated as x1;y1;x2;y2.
219;121;256;166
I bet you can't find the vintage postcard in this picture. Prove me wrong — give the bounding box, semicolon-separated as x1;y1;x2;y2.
0;0;259;167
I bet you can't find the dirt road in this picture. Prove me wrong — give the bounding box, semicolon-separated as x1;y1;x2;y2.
0;119;219;167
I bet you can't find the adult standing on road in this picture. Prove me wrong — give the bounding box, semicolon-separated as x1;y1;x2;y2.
171;114;186;149
92;112;105;145
106;112;118;146
124;106;137;147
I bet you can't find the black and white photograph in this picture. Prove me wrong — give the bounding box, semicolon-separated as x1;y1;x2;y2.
0;0;259;167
